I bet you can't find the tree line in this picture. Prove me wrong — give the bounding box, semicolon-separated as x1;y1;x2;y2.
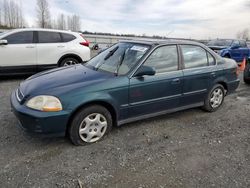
0;0;81;31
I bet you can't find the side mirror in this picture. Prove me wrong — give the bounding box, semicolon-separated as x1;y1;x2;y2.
134;65;156;77
231;43;240;49
0;39;8;45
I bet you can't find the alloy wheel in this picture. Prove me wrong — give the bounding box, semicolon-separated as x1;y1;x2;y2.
210;88;223;108
79;113;108;143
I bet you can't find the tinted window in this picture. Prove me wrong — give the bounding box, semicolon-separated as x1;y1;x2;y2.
144;45;178;73
38;31;62;43
240;40;247;47
207;52;215;66
181;45;208;69
61;33;76;42
207;39;232;47
232;40;240;46
4;31;33;44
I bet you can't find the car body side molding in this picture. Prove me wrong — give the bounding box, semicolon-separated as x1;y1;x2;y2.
117;102;204;126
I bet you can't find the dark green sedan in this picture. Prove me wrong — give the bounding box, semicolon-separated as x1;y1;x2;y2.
11;40;240;145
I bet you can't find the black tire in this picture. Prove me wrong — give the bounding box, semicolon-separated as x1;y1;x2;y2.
244;63;250;84
203;84;225;112
59;57;80;67
68;105;112;146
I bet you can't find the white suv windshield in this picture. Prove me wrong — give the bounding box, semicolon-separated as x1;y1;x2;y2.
86;42;150;75
0;30;12;37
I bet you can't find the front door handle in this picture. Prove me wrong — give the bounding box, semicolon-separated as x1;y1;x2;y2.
171;78;180;84
26;46;35;48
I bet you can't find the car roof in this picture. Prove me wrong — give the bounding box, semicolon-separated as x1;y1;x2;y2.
4;28;78;34
120;39;205;47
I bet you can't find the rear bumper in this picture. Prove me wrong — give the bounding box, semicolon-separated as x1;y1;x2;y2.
227;79;240;94
10;91;70;135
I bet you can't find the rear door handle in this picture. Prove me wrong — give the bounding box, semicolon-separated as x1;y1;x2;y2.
171;78;180;84
57;45;65;48
211;72;216;77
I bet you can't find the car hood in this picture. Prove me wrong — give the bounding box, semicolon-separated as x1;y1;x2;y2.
19;65;114;96
208;46;228;50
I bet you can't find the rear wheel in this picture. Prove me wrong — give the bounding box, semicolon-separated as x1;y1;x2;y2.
68;105;112;146
59;57;80;67
244;63;250;84
203;84;225;112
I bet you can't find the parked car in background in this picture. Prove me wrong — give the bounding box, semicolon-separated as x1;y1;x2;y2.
247;41;250;48
244;57;250;84
207;39;250;63
0;28;90;75
11;40;240;145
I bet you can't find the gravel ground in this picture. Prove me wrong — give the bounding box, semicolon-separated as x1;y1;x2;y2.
0;74;249;188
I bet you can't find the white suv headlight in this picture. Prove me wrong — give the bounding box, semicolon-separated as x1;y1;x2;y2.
26;95;62;112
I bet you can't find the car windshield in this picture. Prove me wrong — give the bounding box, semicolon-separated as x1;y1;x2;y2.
0;30;12;37
207;39;233;47
85;42;150;75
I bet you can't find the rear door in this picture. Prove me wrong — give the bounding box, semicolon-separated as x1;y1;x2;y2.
180;45;216;106
36;31;65;68
128;45;183;117
0;31;36;73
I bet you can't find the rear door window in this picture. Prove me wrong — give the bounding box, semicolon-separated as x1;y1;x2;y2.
61;33;76;42
38;31;62;43
181;45;208;69
4;31;33;44
239;40;247;48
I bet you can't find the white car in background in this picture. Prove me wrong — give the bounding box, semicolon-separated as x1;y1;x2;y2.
0;28;90;75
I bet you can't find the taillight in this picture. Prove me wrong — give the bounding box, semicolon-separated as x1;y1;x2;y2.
236;67;240;77
79;34;89;47
80;41;89;47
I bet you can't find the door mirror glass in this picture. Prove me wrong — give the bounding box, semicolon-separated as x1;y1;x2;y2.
134;65;156;77
0;39;8;45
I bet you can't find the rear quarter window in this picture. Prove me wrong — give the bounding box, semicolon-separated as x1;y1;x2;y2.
207;52;216;66
61;33;76;42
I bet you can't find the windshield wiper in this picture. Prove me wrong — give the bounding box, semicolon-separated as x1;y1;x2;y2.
115;50;126;76
104;46;119;60
94;46;119;71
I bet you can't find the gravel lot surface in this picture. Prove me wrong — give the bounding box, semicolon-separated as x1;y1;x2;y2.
0;74;249;188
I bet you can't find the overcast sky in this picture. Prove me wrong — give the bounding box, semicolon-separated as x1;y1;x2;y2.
19;0;250;39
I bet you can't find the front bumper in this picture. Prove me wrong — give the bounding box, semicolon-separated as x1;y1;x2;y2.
10;91;70;134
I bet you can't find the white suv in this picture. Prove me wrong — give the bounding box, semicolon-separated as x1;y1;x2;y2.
0;28;91;75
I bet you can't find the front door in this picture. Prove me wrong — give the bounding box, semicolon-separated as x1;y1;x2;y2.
0;31;36;73
231;40;241;62
128;45;183;118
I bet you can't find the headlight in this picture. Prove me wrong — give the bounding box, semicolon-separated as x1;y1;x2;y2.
26;95;62;112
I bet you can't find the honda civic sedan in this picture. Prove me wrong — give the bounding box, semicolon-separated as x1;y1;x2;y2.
11;40;240;145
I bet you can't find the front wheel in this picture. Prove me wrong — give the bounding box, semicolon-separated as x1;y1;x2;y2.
68;105;112;146
203;84;225;112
